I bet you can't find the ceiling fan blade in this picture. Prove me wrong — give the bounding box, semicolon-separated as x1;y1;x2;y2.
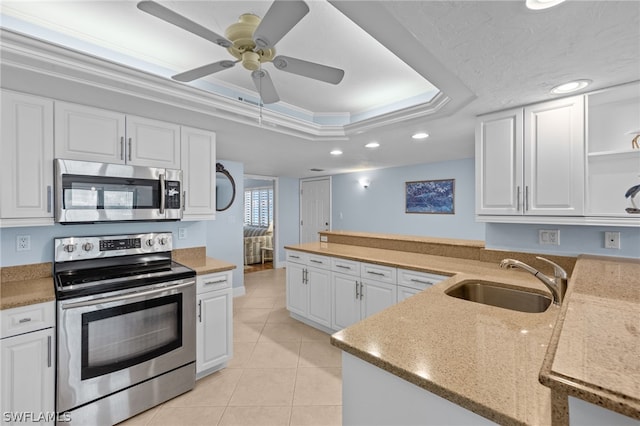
253;0;309;49
172;60;237;82
137;1;231;48
251;69;280;104
272;55;344;84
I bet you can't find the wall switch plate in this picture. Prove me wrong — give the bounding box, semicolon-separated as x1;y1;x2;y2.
604;231;621;249
539;229;560;245
178;228;187;240
16;235;31;251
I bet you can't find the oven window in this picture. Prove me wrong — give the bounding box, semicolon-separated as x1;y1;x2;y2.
81;293;182;380
62;174;159;210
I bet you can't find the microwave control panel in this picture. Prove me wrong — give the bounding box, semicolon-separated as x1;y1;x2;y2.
165;181;181;209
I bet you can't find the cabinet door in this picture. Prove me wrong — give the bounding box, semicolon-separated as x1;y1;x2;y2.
1;328;55;425
524;96;585;215
126;115;181;168
54;101;125;163
286;262;307;317
475;108;524;215
181;126;216;220
397;286;419;302
196;289;232;376
331;272;360;330
360;278;397;320
306;266;332;328
1;91;54;222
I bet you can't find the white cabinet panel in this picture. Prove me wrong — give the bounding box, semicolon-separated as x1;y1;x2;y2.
306;266;332;328
181;126;216;220
54;101;125;163
1;91;54;224
360;278;397;319
286;262;307;317
126;115;180;169
1;328;55;425
332;272;361;330
286;251;331;328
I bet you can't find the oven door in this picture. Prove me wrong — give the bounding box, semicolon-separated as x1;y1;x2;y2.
56;278;196;413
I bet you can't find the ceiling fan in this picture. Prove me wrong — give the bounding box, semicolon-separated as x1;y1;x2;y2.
137;0;345;104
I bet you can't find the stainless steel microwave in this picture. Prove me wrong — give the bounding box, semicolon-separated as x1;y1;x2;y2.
55;159;183;223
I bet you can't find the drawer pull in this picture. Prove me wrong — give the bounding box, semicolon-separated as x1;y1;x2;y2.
309;259;323;264
367;271;385;276
204;279;227;285
336;265;351;269
410;279;434;285
289;255;300;259
18;318;32;324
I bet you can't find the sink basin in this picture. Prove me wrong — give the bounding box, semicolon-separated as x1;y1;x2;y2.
445;280;552;313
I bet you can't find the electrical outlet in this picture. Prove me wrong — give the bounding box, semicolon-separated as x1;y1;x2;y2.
538;230;560;245
178;228;187;240
604;231;621;249
16;235;31;251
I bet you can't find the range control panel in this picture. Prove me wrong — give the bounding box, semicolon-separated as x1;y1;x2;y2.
54;232;173;262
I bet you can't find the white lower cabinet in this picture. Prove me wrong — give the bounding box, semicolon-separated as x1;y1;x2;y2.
397;269;448;302
1;302;55;426
285;252;332;329
196;271;233;379
330;259;397;330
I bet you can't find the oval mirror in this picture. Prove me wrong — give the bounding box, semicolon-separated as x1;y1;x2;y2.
216;163;236;212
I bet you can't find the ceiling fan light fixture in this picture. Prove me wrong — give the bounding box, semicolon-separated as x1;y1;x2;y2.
273;57;288;70
242;51;261;71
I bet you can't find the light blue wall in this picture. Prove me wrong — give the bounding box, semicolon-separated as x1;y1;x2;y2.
331;158;485;240
206;160;244;289
486;223;640;259
276;177;300;263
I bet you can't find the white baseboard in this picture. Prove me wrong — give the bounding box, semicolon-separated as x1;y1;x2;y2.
233;286;246;298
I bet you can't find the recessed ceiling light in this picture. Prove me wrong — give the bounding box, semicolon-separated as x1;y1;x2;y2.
412;132;430;140
525;0;567;10
365;142;380;149
330;149;343;156
550;79;591;94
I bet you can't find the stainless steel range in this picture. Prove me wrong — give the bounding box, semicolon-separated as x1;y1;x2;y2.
53;232;196;425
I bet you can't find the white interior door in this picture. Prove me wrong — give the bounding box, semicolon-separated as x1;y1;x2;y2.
300;178;331;243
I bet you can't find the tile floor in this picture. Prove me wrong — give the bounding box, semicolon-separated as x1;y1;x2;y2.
120;268;342;426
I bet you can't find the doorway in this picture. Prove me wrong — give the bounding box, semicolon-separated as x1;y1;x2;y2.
299;177;331;244
243;175;276;273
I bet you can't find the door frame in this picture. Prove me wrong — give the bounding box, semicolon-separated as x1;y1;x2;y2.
299;176;332;244
244;174;279;267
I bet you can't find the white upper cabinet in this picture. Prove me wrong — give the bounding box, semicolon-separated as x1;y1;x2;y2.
476;95;585;218
1;90;54;226
181;126;216;220
55;102;180;169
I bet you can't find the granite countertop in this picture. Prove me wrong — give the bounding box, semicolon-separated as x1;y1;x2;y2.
1;247;236;310
288;241;559;425
539;255;640;420
288;241;640;423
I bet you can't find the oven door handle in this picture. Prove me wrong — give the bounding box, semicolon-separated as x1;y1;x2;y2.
60;280;194;310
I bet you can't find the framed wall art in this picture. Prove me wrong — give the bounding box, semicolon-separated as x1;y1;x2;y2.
405;179;455;214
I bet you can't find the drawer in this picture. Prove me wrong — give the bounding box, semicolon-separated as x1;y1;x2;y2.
398;269;448;291
1;301;55;339
360;262;397;284
286;251;308;264
307;254;330;269
331;257;360;276
197;271;231;294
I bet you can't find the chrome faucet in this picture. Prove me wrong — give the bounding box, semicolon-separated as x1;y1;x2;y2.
499;256;568;305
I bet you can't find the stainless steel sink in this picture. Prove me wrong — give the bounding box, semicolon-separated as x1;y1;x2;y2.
445;280;552;313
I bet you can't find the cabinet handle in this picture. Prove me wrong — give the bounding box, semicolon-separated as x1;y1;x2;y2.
525;186;529;211
367;271;385;276
47;335;52;368
47;185;52;213
355;281;359;299
128;137;132;161
410;279;434;285
120;136;124;160
198;300;202;322
309;259;323;264
336;265;351;270
304;269;309;284
183;191;187;211
359;282;364;300
290;255;300;259
516;186;521;211
204;279;227;285
18;317;32;324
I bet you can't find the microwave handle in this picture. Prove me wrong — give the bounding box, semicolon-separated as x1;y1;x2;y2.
159;173;166;214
